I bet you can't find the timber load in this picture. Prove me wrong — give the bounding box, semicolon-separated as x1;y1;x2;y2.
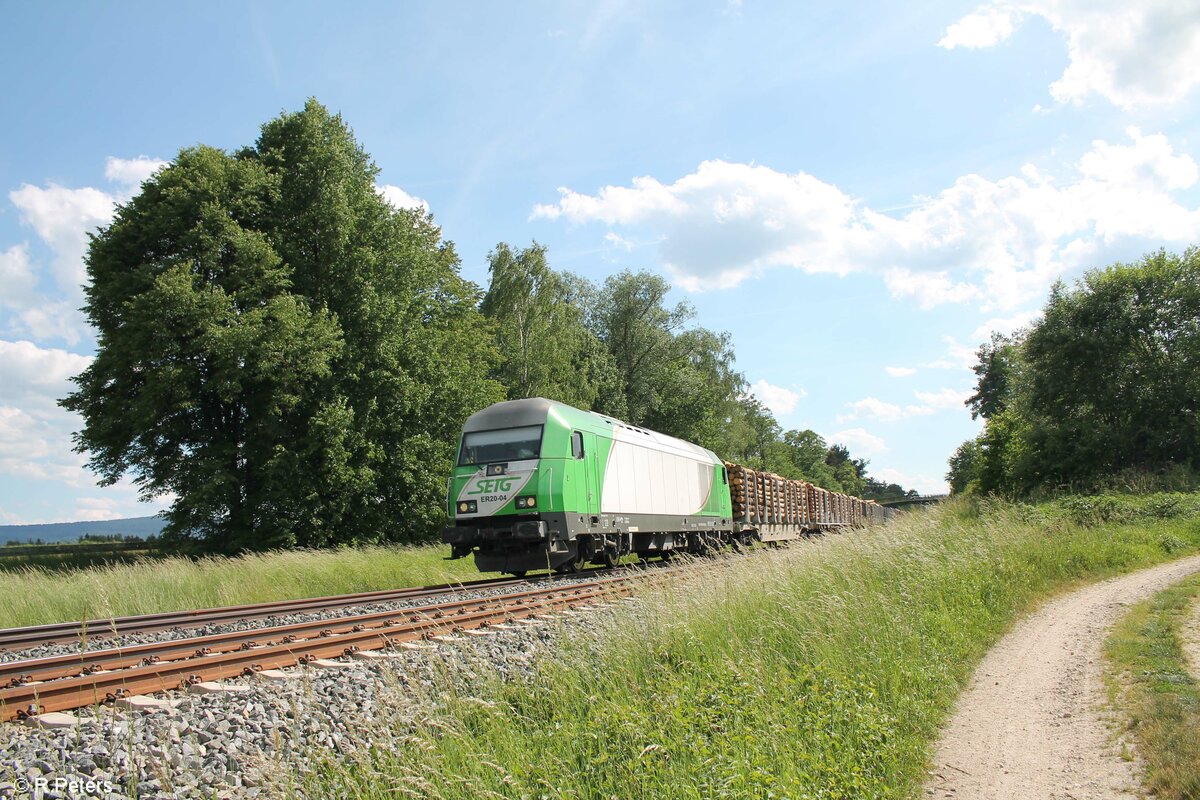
724;461;884;530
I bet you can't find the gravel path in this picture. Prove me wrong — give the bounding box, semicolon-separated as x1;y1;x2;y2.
0;596;632;799
924;553;1200;800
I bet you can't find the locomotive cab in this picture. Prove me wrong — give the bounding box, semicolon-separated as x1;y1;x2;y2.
442;398;593;575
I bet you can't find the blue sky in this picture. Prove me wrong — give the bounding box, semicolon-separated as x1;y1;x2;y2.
2;1;1199;523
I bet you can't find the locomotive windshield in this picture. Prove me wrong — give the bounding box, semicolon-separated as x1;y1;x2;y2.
458;425;544;466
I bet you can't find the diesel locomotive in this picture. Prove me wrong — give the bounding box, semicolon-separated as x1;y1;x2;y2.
441;398;891;575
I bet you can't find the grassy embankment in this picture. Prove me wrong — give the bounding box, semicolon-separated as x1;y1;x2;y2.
0;541;163;573
286;493;1200;800
0;544;492;630
1105;572;1200;799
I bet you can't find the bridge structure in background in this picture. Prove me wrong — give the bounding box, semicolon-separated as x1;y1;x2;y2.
878;494;949;508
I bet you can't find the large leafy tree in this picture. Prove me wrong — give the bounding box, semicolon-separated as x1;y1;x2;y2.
64;100;502;551
1023;250;1200;482
949;246;1200;495
480;242;621;409
591;270;696;425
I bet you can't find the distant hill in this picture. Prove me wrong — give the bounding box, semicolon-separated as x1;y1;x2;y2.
0;516;166;545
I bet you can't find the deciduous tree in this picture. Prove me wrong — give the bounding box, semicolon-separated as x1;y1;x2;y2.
64;100;503;550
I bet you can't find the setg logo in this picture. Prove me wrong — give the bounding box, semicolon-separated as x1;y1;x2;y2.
467;477;517;495
457;468;534;516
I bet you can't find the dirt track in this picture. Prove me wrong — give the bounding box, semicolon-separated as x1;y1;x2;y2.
924;553;1200;800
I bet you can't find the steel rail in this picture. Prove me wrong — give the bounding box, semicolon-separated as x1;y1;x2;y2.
0;575;640;721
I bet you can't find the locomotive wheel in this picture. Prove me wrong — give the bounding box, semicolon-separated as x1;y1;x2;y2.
601;548;618;569
556;546;588;574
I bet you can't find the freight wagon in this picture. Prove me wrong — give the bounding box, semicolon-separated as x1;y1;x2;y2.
441;398;891;575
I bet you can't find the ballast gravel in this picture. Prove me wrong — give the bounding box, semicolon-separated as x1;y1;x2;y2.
0;598;637;799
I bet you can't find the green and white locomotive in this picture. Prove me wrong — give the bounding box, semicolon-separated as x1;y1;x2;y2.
441;398;733;575
442;397;891;575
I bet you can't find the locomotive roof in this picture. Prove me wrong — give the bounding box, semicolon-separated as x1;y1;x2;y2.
462;398;720;463
462;397;559;432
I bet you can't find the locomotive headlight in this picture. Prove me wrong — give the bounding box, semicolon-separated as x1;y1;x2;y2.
515;495;536;509
458;500;477;514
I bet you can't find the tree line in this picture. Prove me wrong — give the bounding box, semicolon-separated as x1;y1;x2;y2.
947;247;1200;496
63;100;913;552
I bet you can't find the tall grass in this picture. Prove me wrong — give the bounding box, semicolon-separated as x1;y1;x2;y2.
1105;573;1200;799
293;494;1200;800
0;545;490;629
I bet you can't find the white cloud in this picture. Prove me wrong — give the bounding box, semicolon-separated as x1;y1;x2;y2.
970;310;1040;342
884;267;981;309
531;129;1200;309
376;184;430;214
14;301;87;347
885;366;916;377
829;427;888;456
0;340;94;492
0;339;91;408
750;379;806;416
5;154;170;346
913;387;973;411
922;336;981;371
839;397;908;423
0;244;38;308
938;5;1020;48
604;231;635;251
104;156;167;189
940;1;1200;109
73;496;124;522
838;386;972;422
9;183;114;296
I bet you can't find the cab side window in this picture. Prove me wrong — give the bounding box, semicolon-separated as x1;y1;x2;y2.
571;431;585;459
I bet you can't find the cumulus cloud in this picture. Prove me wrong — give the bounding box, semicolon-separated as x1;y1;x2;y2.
938;5;1019;48
104;156;167;189
884;268;981;309
4;154;174;346
0;340;93;491
9;183;114;296
750;379;806;416
829;427;888;456
913;387;974;411
0;245;38;308
837;387;972;423
376;184;430;214
531;129;1200;309
0;339;91;413
886;366;917;377
939;1;1200;109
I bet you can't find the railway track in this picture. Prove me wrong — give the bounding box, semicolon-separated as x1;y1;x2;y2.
0;571;573;652
0;572;644;722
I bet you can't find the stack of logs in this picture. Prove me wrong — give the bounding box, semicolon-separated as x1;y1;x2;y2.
726;460;868;526
726;461;807;524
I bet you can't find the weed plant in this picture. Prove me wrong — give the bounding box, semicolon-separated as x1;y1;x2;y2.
1105;573;1200;800
294;495;1200;799
0;545;489;629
